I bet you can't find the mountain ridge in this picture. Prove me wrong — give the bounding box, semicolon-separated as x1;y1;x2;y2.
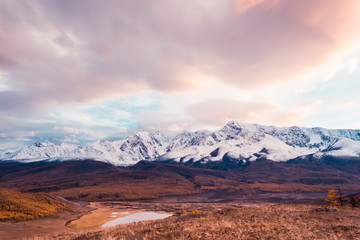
1;121;360;166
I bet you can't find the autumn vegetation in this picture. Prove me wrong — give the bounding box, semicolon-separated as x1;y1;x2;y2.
1;160;360;202
1;160;360;239
0;189;70;221
38;204;360;240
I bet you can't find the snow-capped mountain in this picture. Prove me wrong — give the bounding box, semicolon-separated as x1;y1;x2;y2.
1;121;360;166
2;131;170;166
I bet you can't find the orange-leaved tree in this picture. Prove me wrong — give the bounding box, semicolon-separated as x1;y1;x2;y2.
325;189;339;207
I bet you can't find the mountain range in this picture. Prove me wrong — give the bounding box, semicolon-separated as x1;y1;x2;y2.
1;121;360;167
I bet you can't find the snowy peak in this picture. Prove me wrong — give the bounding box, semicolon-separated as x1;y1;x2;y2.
119;131;167;161
8;141;79;161
167;130;215;151
2;122;360;166
219;122;265;143
227;122;360;149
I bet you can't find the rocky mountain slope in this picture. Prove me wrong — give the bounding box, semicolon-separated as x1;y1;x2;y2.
1;122;360;166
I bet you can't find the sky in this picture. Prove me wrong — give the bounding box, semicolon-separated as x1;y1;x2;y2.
1;0;360;150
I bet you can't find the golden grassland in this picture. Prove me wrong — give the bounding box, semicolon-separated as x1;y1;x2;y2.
38;204;360;240
0;189;70;221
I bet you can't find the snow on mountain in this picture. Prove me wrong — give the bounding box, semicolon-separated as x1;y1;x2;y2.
314;138;360;158
1;121;360;166
3;131;171;166
226;121;360;148
160;123;314;163
8;142;80;161
0;149;18;159
167;130;216;150
117;131;169;163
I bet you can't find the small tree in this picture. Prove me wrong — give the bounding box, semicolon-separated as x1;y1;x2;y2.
190;209;201;215
325;189;339;207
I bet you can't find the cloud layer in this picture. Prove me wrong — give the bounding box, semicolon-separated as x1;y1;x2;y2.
1;0;360;149
1;0;360;110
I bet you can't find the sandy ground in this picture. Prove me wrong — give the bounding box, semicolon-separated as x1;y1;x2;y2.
66;202;145;229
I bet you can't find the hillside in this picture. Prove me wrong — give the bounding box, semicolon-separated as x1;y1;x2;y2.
0;159;360;202
0;189;70;221
0;160;217;201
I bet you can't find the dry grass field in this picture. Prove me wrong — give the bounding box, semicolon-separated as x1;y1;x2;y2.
1;160;360;239
37;204;360;240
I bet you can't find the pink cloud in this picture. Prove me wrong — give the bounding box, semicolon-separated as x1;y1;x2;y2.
0;133;8;138
12;130;37;138
189;99;323;127
54;126;80;134
188;99;278;126
271;100;323;126
213;0;360;88
234;0;265;13
0;0;359;112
